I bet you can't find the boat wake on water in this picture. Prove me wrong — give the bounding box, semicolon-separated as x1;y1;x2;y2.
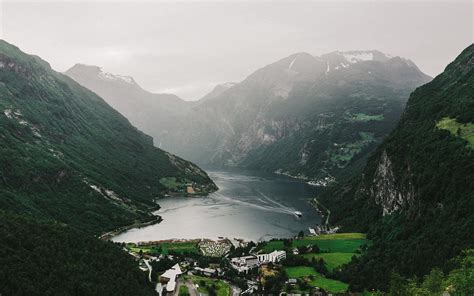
211;191;297;216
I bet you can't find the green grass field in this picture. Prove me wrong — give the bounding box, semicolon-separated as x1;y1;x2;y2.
436;117;474;148
260;233;369;253
285;266;318;278
128;241;199;255
303;252;359;271
160;242;199;255
294;238;368;253
179;284;190;296
309;274;349;293
308;233;366;240
260;240;285;252
186;275;231;296
285;266;348;293
264;234;366;294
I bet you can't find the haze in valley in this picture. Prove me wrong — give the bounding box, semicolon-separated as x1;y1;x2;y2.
0;0;472;100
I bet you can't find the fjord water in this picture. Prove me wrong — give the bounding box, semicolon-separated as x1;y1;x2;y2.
112;168;322;242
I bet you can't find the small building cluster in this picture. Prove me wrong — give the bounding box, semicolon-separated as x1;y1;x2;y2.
230;250;286;273
231;255;260;273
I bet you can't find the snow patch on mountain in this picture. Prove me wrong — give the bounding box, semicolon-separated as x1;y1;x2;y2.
222;82;237;88
98;70;134;84
288;57;297;70
343;52;374;63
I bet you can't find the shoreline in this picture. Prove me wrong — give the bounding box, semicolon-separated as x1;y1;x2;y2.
310;197;331;226
99;215;163;241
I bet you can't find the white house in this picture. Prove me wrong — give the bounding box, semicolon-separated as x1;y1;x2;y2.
230;255;259;272
257;250;286;263
159;263;182;293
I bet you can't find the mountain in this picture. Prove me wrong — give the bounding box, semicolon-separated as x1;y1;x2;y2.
320;44;474;290
65;64;191;147
67;51;430;183
198;82;237;103
0;40;216;234
151;50;431;182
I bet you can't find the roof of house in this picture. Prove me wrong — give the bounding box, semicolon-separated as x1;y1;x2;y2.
161;264;182;292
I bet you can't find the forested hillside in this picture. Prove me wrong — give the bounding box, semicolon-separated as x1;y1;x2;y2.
65;63;192;147
320;44;474;291
0;39;216;295
0;40;216;234
0;212;155;295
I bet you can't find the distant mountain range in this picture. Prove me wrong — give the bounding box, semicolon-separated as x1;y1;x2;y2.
67;50;431;182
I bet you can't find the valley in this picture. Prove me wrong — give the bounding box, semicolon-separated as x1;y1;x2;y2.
0;29;472;296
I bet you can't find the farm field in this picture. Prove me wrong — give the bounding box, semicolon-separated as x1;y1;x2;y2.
260;233;369;293
303;252;359;271
127;241;199;255
285;266;348;293
309;274;349;293
260;233;369;253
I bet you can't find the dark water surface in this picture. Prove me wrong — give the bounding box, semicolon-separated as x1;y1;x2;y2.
112;168;322;242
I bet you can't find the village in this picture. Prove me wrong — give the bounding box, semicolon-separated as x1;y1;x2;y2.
121;231;371;295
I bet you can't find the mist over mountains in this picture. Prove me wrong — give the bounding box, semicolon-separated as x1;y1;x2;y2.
67;50;431;182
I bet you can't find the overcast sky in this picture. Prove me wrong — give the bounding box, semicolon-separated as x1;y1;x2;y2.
0;1;472;100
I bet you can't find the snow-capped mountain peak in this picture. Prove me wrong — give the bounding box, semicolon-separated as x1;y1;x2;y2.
335;50;392;64
342;51;374;63
66;64;136;85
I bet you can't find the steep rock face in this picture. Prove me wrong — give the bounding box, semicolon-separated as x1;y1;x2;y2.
319;44;474;290
367;150;415;215
0;40;216;234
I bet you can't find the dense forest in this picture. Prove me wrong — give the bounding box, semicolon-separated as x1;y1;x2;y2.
320;44;474;291
0;212;156;295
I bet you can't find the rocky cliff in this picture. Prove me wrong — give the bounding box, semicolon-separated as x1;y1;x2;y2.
319;44;474;290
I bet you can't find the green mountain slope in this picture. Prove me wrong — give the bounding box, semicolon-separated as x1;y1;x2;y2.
0;212;155;296
320;44;474;291
0;40;216;234
64;63;192;146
